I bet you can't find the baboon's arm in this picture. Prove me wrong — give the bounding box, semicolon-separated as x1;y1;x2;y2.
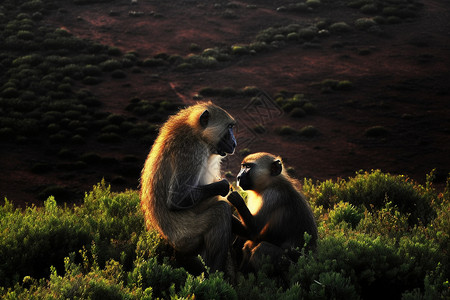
228;192;257;239
168;179;230;210
255;209;286;246
232;216;252;239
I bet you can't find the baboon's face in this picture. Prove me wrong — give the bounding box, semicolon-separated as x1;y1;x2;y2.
199;106;236;156
237;153;283;192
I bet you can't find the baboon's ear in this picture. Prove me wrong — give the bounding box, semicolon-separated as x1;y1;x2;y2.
199;110;209;128
270;160;282;176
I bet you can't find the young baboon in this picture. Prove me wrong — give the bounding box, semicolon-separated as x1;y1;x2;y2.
141;102;237;272
228;152;317;270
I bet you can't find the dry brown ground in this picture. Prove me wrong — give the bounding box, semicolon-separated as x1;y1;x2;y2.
1;0;449;206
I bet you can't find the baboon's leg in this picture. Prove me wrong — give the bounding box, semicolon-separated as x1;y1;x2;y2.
239;240;254;272
232;215;250;238
249;241;284;270
203;201;232;271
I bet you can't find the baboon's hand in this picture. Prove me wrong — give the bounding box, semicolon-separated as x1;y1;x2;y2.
227;191;246;209
217;179;231;196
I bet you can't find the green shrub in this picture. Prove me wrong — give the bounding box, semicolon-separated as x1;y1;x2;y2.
185;54;219;68
329;202;363;228
142;58;167;67
303;102;317;113
0;197;90;286
249;41;270;52
107;114;125;125
231;45;249;55
336;80;353;90
304;170;436;224
100;59;122;71
198;87;220;97
108;46;122;56
128;257;187;298
175;62;193;71
1;87;19;98
347;0;368;9
275;125;299;136
1;173;449;298
82;76;103;85
298;28;317;40
178;272;237;300
364;125;389;137
240;86;260;96
83;64;102;76
360;3;378;14
355;17;377;30
289;107;306;118
111;69;127;78
17;30;34;40
202;48;219;57
329;22;352;33
306;0;321;8
320;79;353;92
299;125;319;137
286;32;300;41
21;0;44;11
387;15;402;24
253;124;266;134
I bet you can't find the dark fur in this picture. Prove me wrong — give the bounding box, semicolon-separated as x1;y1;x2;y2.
228;152;318;270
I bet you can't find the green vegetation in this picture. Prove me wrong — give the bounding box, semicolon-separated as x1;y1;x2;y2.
364;125;390;137
275;93;318;116
275;125;320;138
198;86;260;98
1;171;448;298
0;0;183;199
319;79;354;93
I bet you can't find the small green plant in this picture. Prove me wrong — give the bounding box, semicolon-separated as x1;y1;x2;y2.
329;201;363;228
355;17;377;30
298;28;317;40
299;125;319;137
364;125;389;137
100;59;122;71
111;69;127;78
275;125;299;136
329;22;352;33
306;0;321;8
142;58;167;67
231;45;249;55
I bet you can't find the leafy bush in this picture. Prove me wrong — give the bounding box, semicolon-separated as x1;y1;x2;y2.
100;59;122;71
329;201;363;228
304;169;436;224
364;125;389;137
329;22;352;33
299;125;320;137
1;172;449;299
355;17;377;30
111;69;127;78
231;45;249;55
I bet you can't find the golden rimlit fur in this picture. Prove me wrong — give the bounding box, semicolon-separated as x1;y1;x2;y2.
141;102;236;271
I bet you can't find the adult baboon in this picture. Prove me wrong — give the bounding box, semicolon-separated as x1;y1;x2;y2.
228;152;317;270
141;102;237;272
